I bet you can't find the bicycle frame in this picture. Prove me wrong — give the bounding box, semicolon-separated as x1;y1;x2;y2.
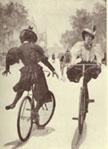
74;63;98;84
17;70;56;141
73;63;97;134
76;63;98;107
27;70;51;109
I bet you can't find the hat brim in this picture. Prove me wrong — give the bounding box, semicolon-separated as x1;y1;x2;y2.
82;31;94;40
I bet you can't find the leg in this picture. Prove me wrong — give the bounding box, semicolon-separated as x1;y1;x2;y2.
32;99;43;126
34;100;43;113
5;90;23;110
66;65;82;82
32;70;49;125
61;63;66;81
62;65;65;76
60;64;63;77
85;65;101;80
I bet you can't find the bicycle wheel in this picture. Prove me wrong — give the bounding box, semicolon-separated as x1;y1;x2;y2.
85;84;89;113
17;96;33;141
78;88;86;134
38;91;56;127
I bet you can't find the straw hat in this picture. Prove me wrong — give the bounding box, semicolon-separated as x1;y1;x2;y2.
82;28;96;40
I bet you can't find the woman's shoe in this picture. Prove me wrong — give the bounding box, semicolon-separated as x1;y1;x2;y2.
31;111;39;125
5;104;15;110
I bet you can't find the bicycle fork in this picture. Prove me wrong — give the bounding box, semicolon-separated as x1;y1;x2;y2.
73;83;95;121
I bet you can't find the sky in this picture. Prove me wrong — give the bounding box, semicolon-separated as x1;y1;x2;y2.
1;0;104;47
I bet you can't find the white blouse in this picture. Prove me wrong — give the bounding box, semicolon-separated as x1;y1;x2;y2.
70;41;104;65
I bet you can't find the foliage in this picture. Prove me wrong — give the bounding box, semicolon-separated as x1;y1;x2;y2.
60;30;75;49
0;2;36;52
60;0;106;55
92;2;106;53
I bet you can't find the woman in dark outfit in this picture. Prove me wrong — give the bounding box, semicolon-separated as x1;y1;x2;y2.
3;27;58;121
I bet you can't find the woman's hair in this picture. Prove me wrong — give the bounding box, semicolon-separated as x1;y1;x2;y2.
19;26;38;43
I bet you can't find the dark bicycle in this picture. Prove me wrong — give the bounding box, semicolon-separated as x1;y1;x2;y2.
17;71;56;141
73;63;97;134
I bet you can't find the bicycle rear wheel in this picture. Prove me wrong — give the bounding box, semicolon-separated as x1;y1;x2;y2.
38;91;56;127
17;96;33;141
78;88;86;134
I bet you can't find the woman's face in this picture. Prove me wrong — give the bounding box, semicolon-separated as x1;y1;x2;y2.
84;33;93;44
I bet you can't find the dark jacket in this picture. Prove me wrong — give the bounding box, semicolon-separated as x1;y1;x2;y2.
6;43;55;102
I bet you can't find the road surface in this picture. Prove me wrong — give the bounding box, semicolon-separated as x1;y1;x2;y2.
0;59;107;149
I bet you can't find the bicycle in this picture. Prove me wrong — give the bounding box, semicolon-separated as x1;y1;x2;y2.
17;71;56;141
72;63;98;134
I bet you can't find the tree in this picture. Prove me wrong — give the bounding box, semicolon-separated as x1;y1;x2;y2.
92;2;106;53
60;9;93;49
60;30;77;49
0;2;36;52
60;2;106;57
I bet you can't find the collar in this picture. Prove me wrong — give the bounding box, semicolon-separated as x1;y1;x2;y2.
23;41;29;44
84;42;92;50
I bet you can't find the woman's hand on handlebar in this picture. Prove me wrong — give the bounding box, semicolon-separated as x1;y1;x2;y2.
2;70;11;76
93;60;101;67
52;70;59;79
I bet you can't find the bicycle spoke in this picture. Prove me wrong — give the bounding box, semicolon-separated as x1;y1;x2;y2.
17;97;33;141
21;100;27;117
37;91;55;127
20;102;31;137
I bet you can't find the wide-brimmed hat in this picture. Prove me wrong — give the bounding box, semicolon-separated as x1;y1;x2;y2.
19;26;38;43
82;28;95;40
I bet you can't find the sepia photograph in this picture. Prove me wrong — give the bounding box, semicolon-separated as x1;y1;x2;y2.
0;0;107;149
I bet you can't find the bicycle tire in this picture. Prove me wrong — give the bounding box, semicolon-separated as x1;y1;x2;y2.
17;96;33;141
37;91;56;127
78;88;86;134
84;84;89;114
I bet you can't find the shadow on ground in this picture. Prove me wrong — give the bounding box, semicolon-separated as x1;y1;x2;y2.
31;125;55;137
71;122;87;149
4;126;55;149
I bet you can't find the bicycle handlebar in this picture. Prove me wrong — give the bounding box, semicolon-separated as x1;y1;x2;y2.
73;63;99;77
44;70;59;79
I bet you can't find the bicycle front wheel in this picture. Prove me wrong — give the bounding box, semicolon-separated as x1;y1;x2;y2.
17;96;33;141
38;91;56;127
78;88;86;134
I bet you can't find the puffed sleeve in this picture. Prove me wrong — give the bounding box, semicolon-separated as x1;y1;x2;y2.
32;44;46;61
33;44;55;71
5;47;20;71
70;41;83;64
93;44;104;64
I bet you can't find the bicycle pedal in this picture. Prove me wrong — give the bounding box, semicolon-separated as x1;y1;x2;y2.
72;117;78;120
88;99;95;103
